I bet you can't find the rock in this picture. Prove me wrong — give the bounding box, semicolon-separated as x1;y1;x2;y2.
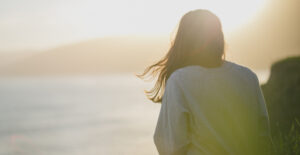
261;56;300;134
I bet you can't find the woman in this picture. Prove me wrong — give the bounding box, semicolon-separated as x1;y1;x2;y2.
138;9;274;155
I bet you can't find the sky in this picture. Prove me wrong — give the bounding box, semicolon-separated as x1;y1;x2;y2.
0;0;269;51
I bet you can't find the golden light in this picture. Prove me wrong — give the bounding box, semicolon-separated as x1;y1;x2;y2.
86;0;268;37
0;0;269;50
197;0;268;33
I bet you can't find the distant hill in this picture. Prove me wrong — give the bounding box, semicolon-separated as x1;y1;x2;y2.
0;35;298;76
0;51;38;70
0;36;169;76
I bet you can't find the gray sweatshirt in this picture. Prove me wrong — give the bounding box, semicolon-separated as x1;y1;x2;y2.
153;60;273;155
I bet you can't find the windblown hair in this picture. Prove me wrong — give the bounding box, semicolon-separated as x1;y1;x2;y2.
138;9;225;103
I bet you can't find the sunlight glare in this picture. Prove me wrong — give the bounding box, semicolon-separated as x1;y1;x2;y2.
185;0;267;33
65;0;268;38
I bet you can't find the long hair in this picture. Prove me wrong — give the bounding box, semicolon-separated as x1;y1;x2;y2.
138;9;225;103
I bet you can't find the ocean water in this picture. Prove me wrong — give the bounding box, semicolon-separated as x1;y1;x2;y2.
0;71;269;155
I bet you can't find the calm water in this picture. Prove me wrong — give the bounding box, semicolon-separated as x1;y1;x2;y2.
0;71;269;155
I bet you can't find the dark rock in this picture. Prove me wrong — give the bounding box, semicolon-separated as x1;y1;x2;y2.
262;56;300;134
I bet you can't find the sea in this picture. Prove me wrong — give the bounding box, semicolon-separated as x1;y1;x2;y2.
0;71;269;155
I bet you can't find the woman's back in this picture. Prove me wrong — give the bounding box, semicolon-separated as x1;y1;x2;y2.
137;9;274;155
153;61;273;155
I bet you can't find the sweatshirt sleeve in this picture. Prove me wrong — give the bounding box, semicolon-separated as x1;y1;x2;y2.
153;73;191;155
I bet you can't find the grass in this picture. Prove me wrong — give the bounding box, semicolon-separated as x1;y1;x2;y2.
272;119;300;155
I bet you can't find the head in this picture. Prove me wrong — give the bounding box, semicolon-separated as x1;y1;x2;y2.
138;9;225;103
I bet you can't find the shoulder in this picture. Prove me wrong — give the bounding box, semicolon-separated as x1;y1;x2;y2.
228;61;259;83
165;68;190;92
167;66;191;85
166;69;182;87
168;65;202;82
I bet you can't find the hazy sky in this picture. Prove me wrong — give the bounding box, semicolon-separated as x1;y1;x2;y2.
0;0;268;51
